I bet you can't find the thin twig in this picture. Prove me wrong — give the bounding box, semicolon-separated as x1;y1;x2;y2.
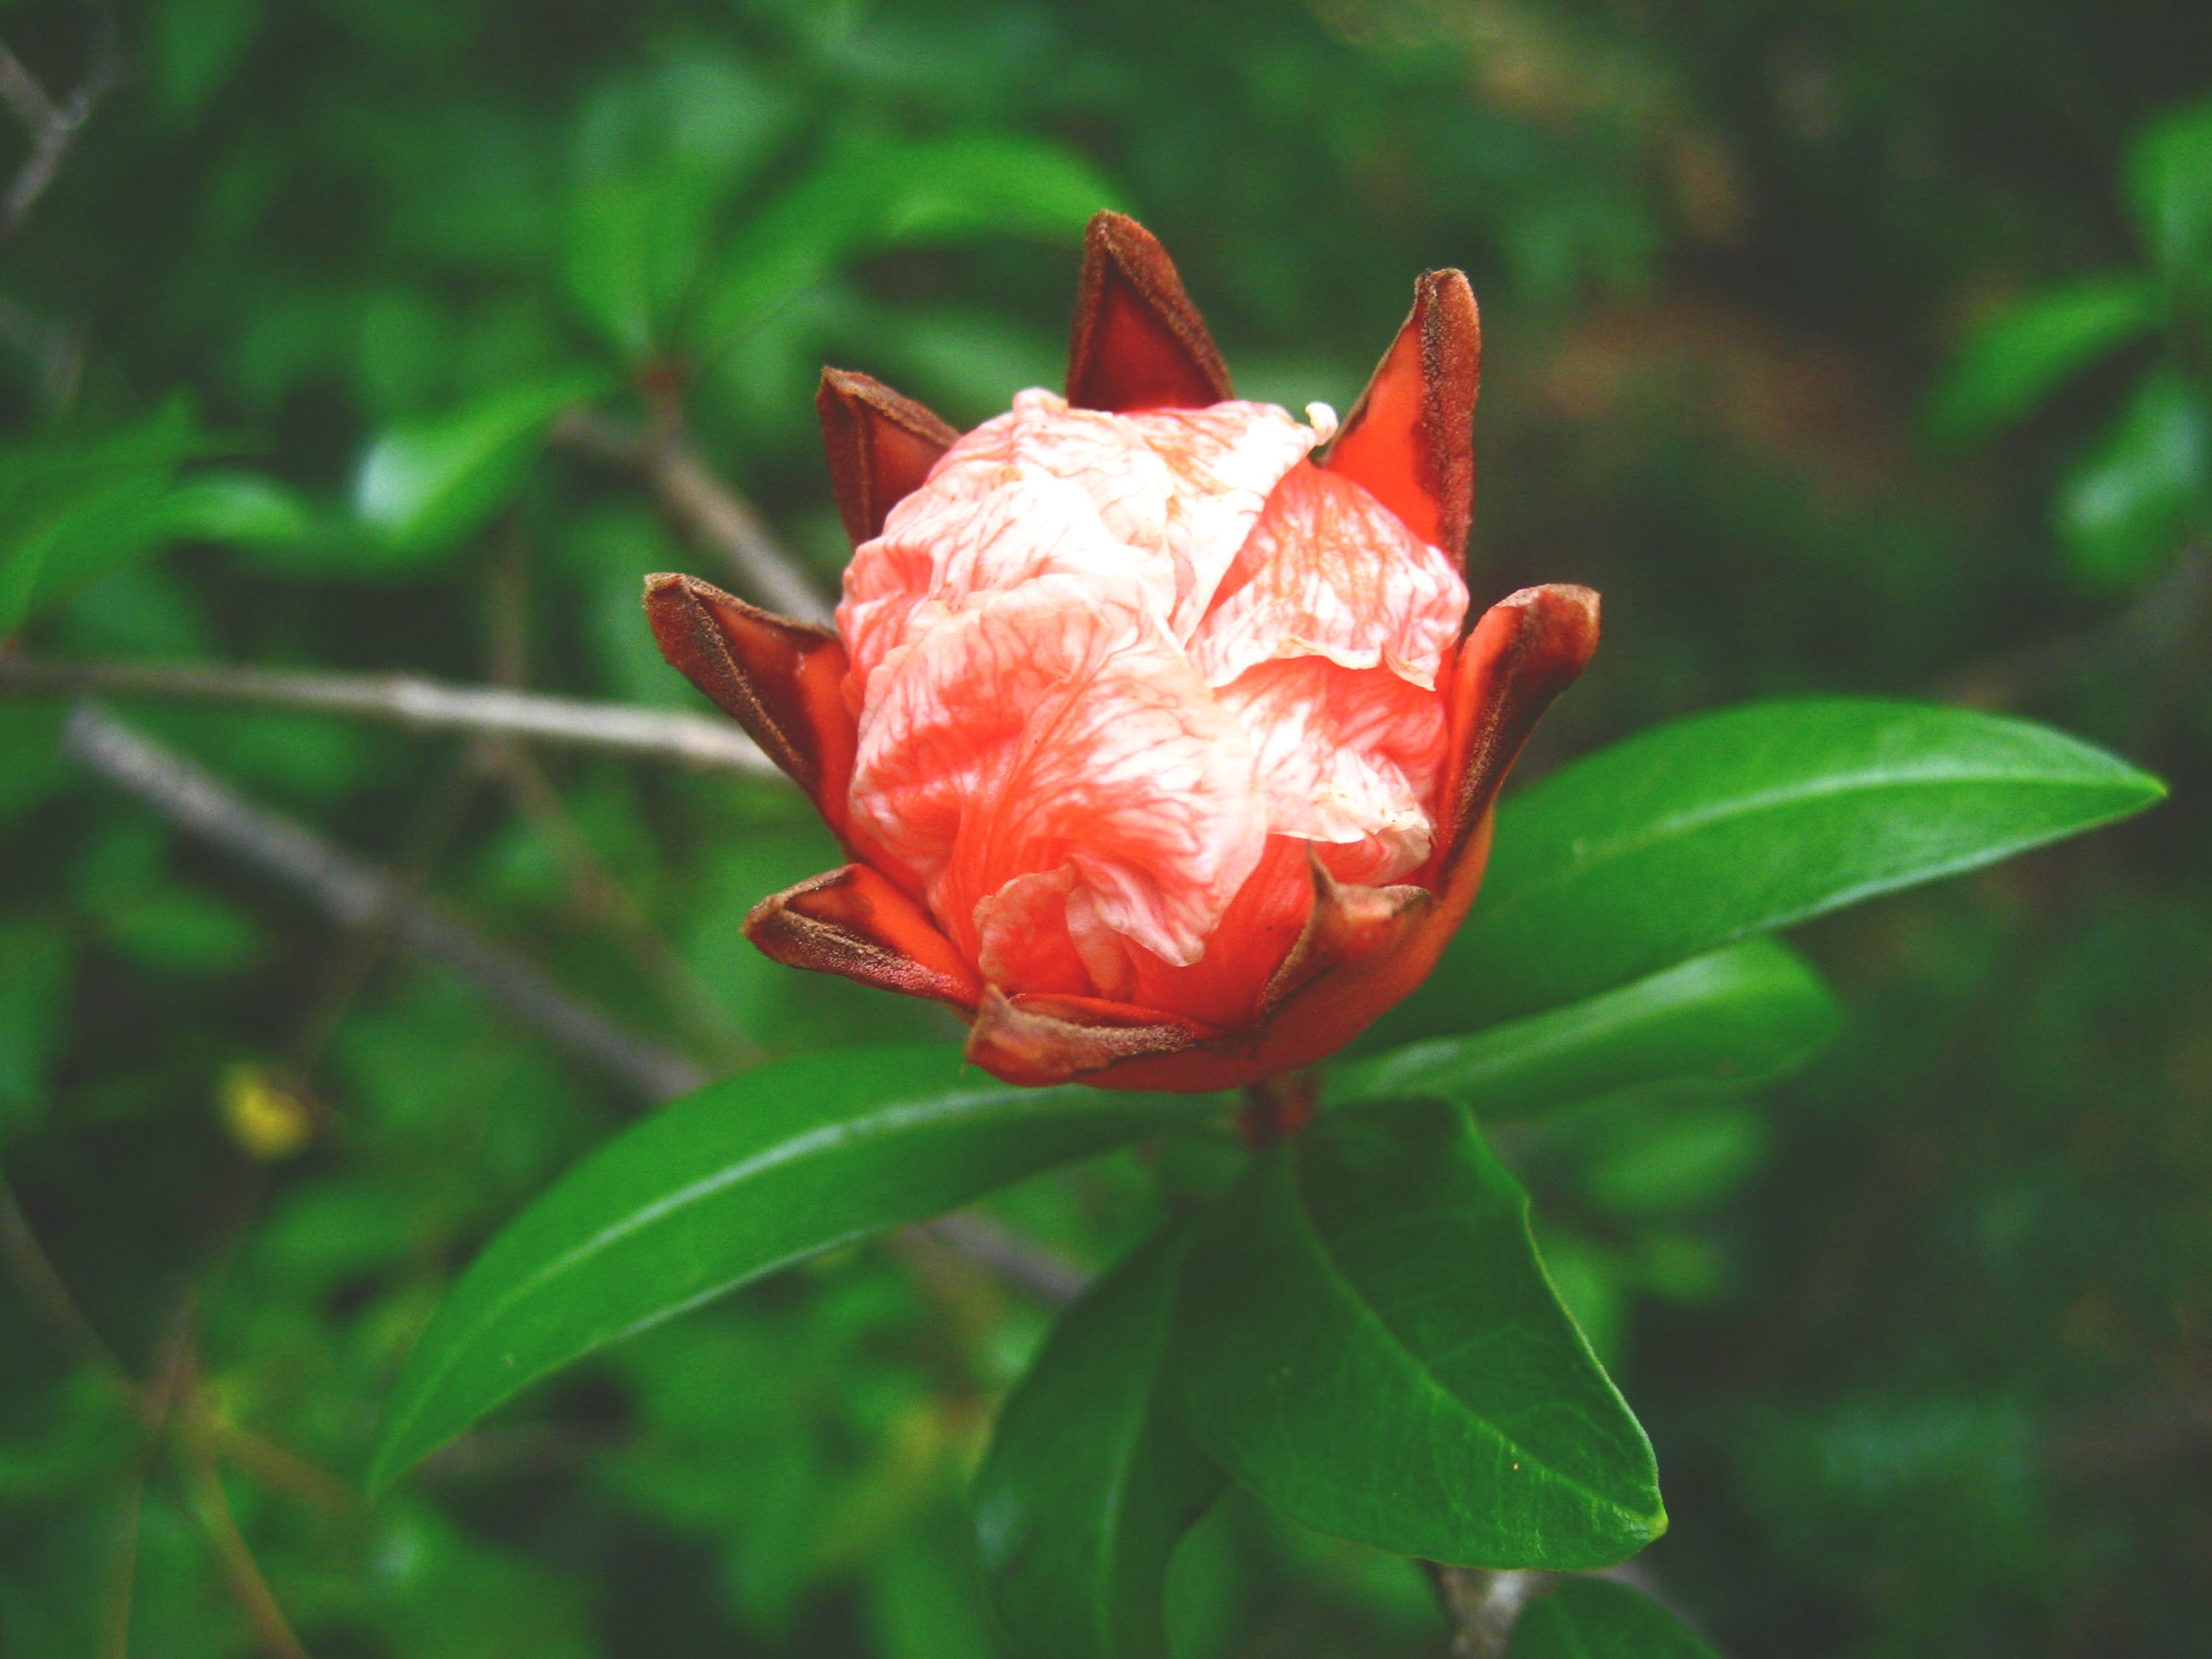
0;655;782;777
484;742;761;1069
917;1214;1091;1305
62;703;708;1102
479;524;757;1068
100;1297;198;1659
0;1156;133;1385
1427;1566;1545;1658
554;408;835;625
176;1385;313;1659
0;18;124;236
1938;542;2212;709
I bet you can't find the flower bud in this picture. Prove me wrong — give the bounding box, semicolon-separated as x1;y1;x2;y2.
649;212;1598;1091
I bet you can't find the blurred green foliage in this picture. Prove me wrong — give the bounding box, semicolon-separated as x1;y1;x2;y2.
1;0;2208;1655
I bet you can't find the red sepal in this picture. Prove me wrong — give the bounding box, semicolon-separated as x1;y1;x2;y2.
815;369;961;548
1065;212;1234;414
1430;583;1601;876
1321;270;1481;563
745;865;981;1009
643;573;858;833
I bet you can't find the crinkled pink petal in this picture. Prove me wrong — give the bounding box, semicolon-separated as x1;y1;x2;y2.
847;577;1267;983
1214;657;1450;885
1189;460;1467;691
837;391;1315;695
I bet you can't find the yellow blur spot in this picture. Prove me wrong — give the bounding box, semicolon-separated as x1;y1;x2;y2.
219;1064;316;1161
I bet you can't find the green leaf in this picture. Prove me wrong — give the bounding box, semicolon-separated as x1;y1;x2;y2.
975;1225;1225;1659
2126;93;2212;280
1506;1578;1719;1658
1924;276;2159;448
2055;368;2209;591
701;133;1119;349
1169;1096;1662;1569
164;470;315;547
1374;700;2164;1040
0;406;200;633
352;374;603;562
369;1047;1198;1489
1332;939;1839;1121
563;52;792;358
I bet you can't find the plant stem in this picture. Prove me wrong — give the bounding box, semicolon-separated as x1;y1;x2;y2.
0;655;782;776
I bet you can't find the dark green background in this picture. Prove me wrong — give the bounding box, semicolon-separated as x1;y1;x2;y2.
1;0;2206;1654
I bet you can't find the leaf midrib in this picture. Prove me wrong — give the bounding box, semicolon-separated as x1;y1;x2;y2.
383;1085;1049;1463
1486;759;2142;923
1281;1147;1653;1532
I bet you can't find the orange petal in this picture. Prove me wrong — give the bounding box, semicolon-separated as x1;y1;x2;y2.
1432;582;1602;879
815;368;961;547
964;987;1209;1087
1065;212;1234;414
743;864;982;1009
643;573;860;835
1321;270;1480;563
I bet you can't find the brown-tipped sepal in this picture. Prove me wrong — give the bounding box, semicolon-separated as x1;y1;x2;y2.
1258;849;1436;1018
1321;270;1481;563
1433;583;1601;874
816;369;961;548
744;865;983;1009
964;989;1211;1088
644;573;858;821
1065;212;1234;414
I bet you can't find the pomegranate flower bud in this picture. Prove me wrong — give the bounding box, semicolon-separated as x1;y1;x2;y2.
647;212;1598;1092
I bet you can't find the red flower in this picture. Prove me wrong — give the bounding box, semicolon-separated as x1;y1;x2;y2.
647;212;1596;1092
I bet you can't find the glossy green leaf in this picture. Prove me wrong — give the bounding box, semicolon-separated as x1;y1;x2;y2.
975;1225;1224;1659
370;1047;1199;1489
1506;1578;1719;1659
1374;699;2163;1040
352;374;603;561
1332;939;1839;1121
2055;368;2209;591
1925;275;2158;448
1169;1096;1662;1569
2126;92;2212;279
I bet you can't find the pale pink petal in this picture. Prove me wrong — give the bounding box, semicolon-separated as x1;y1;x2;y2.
1189;461;1467;691
1214;656;1450;886
837;392;1315;700
847;577;1267;979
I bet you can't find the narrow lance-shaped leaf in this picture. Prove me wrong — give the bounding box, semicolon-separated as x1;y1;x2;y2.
369;1047;1201;1489
1332;938;1839;1121
1924;274;2159;449
1506;1578;1719;1659
2056;368;2210;591
352;372;605;563
975;1223;1224;1659
1169;1096;1663;1569
1373;698;2163;1043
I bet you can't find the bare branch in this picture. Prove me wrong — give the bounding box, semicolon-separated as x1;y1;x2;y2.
176;1392;314;1659
917;1213;1091;1305
63;704;709;1103
0;655;785;779
0;18;124;237
554;408;835;626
